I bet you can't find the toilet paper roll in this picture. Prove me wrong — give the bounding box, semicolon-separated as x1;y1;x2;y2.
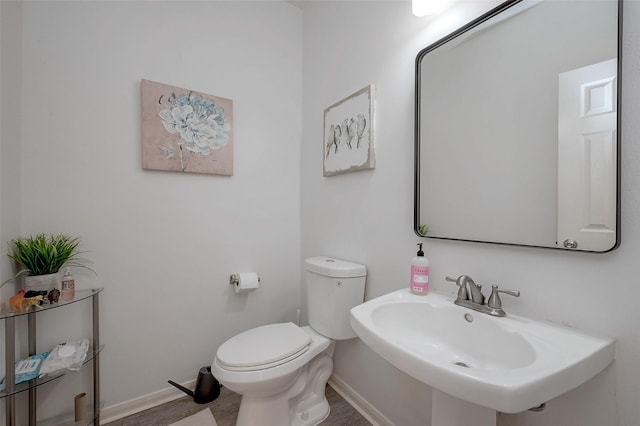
235;272;260;294
74;392;86;421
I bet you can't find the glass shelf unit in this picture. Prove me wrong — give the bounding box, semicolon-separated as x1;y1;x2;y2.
2;287;103;426
0;288;103;319
0;345;104;399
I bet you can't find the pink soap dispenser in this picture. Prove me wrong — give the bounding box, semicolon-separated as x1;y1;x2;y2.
410;243;430;295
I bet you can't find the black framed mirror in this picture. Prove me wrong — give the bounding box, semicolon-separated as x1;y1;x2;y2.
414;0;621;252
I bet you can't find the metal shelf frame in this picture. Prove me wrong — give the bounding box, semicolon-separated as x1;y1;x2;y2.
2;288;102;425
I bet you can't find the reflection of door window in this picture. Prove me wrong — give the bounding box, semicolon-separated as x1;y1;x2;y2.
557;58;617;251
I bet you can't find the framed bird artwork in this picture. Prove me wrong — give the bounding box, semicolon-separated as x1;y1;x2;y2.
323;85;376;177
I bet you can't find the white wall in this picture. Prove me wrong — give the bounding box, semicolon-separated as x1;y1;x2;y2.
0;0;23;303
9;0;303;416
0;1;24;420
302;1;638;426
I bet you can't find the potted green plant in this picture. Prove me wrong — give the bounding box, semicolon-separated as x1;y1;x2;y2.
6;233;92;292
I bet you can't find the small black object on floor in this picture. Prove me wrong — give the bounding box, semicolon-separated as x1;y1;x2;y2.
168;366;221;404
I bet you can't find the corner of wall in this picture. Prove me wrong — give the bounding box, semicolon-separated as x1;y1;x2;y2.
0;0;23;290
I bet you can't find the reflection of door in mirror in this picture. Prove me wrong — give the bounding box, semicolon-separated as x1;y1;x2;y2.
558;59;617;251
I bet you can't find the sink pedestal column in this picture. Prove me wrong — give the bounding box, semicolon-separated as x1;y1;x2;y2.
432;389;496;426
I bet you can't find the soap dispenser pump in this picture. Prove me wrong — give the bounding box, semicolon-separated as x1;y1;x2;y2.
410;243;430;295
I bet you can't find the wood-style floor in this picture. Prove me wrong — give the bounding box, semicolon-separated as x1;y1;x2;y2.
103;384;372;426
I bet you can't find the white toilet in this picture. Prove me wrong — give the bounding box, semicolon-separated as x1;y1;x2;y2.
211;256;367;426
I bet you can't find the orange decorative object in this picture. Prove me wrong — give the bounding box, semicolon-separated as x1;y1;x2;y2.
9;290;26;314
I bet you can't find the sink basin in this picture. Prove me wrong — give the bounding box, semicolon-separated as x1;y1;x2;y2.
350;289;614;414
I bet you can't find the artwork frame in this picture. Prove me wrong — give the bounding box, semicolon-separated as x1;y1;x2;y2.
323;85;375;177
141;79;233;176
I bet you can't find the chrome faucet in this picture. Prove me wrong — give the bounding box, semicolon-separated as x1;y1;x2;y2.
445;275;520;317
447;275;484;304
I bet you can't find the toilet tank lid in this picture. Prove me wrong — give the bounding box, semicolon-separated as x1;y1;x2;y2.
304;256;367;278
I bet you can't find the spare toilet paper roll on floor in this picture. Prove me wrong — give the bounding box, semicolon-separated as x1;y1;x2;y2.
235;272;260;294
74;392;86;421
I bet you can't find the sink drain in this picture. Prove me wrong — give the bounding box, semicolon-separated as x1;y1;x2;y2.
453;361;470;368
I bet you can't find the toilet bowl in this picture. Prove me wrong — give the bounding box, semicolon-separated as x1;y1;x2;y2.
213;324;334;425
211;257;367;426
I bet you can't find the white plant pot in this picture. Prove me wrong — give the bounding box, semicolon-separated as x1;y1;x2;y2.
24;272;60;292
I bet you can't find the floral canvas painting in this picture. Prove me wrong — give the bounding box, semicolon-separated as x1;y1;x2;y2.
323;85;375;177
141;79;233;175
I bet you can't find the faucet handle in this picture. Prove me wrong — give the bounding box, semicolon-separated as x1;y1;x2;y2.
487;285;520;312
446;275;468;301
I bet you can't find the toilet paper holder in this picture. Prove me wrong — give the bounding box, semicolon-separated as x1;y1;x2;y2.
229;274;261;286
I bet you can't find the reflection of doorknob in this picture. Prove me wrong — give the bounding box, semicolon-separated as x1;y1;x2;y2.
563;239;578;249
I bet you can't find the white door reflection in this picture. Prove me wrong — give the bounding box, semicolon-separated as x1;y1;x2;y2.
557;59;617;251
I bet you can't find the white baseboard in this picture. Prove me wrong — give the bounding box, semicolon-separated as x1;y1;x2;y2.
101;375;389;425
328;375;394;426
100;379;196;424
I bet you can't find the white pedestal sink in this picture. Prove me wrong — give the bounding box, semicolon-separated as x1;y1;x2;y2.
432;390;496;426
350;289;614;421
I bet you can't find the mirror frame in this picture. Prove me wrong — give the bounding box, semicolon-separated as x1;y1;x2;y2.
414;0;622;252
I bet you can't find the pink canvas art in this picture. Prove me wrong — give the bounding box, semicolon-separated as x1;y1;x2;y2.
141;79;233;176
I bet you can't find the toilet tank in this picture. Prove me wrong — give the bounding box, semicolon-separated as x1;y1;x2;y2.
304;256;367;340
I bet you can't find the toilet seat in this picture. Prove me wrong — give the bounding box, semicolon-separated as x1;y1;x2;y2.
217;322;311;371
